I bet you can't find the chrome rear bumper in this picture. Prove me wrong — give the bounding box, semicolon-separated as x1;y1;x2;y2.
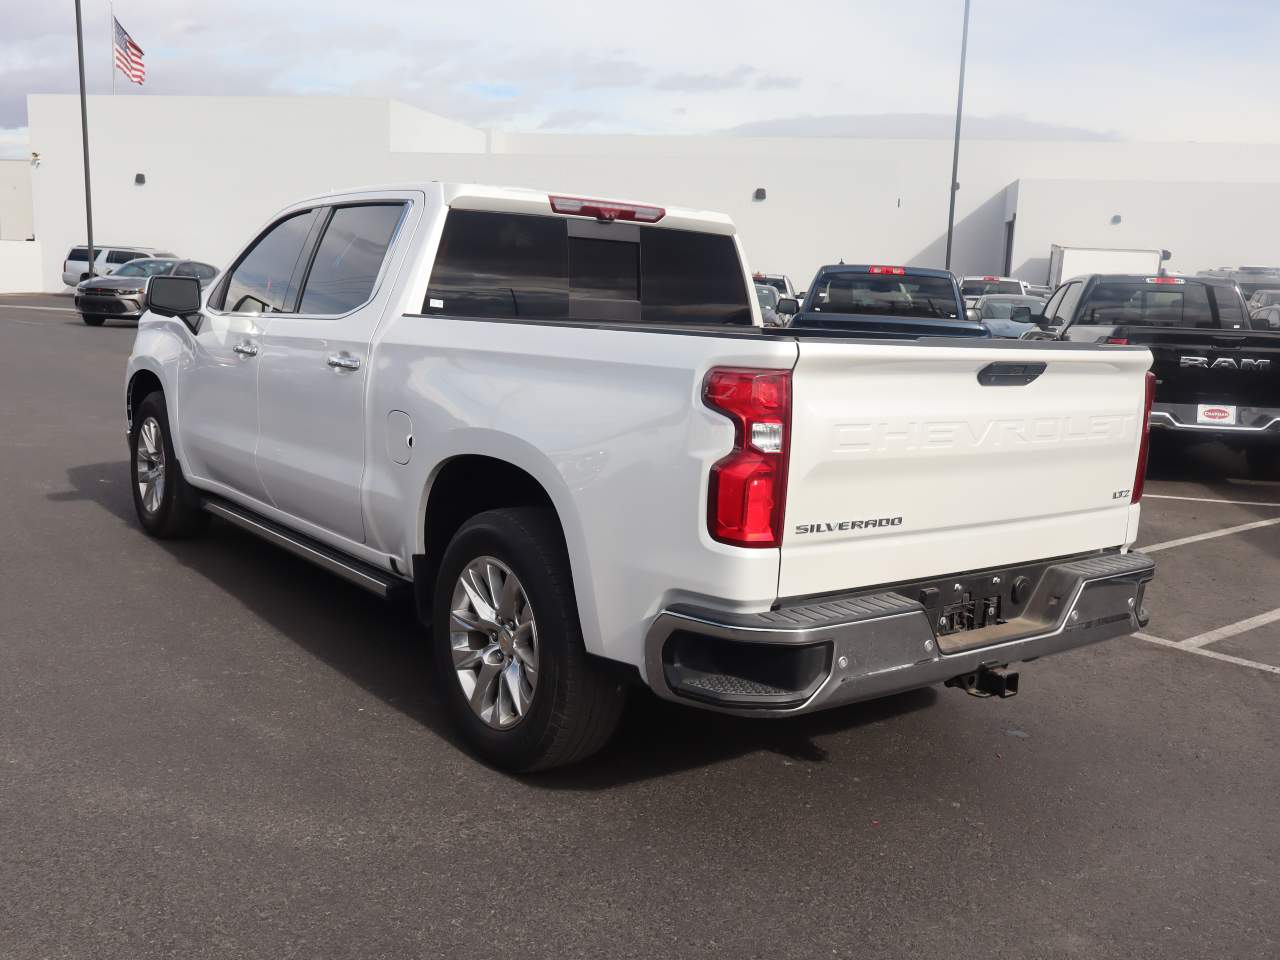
644;551;1154;717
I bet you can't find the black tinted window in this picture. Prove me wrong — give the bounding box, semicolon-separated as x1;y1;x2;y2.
426;211;567;318
570;237;638;301
219;210;316;313
424;211;750;325
1075;281;1213;328
641;229;750;324
68;247;89;261
299;204;405;314
1211;286;1247;329
107;250;142;265
801;272;959;320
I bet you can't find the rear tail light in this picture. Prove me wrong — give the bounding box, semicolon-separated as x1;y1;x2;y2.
702;368;791;547
1105;337;1130;345
1131;370;1156;503
869;265;906;275
549;195;665;223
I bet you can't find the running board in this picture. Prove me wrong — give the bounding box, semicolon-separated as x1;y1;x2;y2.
202;498;408;599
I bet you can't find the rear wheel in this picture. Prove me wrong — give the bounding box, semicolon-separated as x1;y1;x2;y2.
129;392;209;538
1246;446;1280;480
433;507;625;771
81;313;105;326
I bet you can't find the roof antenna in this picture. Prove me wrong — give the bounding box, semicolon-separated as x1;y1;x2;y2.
838;258;845;265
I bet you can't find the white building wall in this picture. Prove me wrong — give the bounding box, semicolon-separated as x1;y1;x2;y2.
1010;178;1280;283
0;240;42;293
0;158;34;240
25;94;1280;293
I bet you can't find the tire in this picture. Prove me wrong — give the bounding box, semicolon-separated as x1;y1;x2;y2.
433;507;626;771
129;392;209;539
1246;446;1280;480
81;313;105;326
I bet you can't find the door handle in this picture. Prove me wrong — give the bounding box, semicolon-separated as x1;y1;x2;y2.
233;340;259;357
327;353;362;371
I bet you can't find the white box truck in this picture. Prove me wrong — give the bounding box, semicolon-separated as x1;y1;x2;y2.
1048;245;1165;288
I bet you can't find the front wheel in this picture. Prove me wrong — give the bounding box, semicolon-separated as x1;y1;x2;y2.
129;392;209;538
81;313;105;326
433;508;625;771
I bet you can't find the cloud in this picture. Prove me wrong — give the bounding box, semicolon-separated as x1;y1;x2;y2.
754;75;801;91
654;65;754;93
726;113;1118;141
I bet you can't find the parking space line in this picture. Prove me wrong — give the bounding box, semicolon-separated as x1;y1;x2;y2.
1134;633;1280;676
0;304;76;313
1141;517;1280;553
1180;607;1280;649
1145;494;1280;508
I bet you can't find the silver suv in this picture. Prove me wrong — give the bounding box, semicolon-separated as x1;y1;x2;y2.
62;245;176;286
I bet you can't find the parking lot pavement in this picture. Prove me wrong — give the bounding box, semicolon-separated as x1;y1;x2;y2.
2;293;1277;960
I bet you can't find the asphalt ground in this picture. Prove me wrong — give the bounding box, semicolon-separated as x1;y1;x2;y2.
1;294;1277;960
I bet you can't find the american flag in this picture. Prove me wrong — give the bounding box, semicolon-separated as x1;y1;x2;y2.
113;18;145;85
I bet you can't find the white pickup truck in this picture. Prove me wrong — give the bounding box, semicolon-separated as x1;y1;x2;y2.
126;183;1156;770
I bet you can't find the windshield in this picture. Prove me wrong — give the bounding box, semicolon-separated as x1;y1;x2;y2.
755;284;779;309
979;296;1041;319
803;273;959;320
962;279;1022;296
114;259;174;278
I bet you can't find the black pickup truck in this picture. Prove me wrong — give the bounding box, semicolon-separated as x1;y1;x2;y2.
778;264;989;339
1026;273;1280;476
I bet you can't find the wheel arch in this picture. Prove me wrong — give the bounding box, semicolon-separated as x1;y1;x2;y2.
412;445;601;654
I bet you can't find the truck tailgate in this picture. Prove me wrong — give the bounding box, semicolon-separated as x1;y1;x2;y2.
780;341;1152;598
1137;328;1280;408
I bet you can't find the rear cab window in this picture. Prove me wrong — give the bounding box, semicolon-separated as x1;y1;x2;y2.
962;278;1022;297
423;209;751;326
802;269;960;321
1074;279;1216;328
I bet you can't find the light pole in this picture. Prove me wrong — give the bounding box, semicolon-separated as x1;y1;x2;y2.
944;0;971;272
74;0;96;278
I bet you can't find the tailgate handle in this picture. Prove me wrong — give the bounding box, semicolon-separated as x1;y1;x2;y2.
977;361;1046;386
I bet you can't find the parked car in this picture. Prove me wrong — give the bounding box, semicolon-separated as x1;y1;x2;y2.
1199;265;1280;301
76;258;219;326
1024;273;1280;477
973;294;1047;338
126;184;1155;771
1246;289;1280;330
62;245;176;286
960;275;1028;303
1024;283;1052;298
755;282;785;327
753;272;796;299
787;264;987;337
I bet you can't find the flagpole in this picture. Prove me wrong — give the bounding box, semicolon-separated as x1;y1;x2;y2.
110;3;116;95
74;0;96;279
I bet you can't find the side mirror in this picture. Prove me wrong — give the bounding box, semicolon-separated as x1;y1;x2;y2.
146;275;203;331
1010;305;1033;323
777;297;799;316
965;307;981;323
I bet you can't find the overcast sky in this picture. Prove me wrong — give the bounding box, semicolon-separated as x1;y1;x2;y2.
3;0;1278;157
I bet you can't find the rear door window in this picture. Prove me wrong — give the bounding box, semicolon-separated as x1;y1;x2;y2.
107;249;142;265
216;209;319;313
298;203;406;315
1075;281;1214;328
1210;286;1248;329
67;247;89;261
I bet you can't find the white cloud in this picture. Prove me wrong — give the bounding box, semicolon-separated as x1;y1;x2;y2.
1;0;1277;142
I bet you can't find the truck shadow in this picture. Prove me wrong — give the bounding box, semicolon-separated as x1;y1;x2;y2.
52;460;939;788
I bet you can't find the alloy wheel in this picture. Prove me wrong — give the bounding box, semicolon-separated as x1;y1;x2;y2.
135;416;166;514
449;556;539;729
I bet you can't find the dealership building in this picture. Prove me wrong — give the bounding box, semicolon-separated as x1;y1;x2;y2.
2;93;1280;293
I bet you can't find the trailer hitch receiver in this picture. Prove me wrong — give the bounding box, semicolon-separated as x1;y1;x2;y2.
945;665;1019;699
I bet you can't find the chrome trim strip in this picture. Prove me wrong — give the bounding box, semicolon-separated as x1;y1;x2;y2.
1150;411;1280;433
